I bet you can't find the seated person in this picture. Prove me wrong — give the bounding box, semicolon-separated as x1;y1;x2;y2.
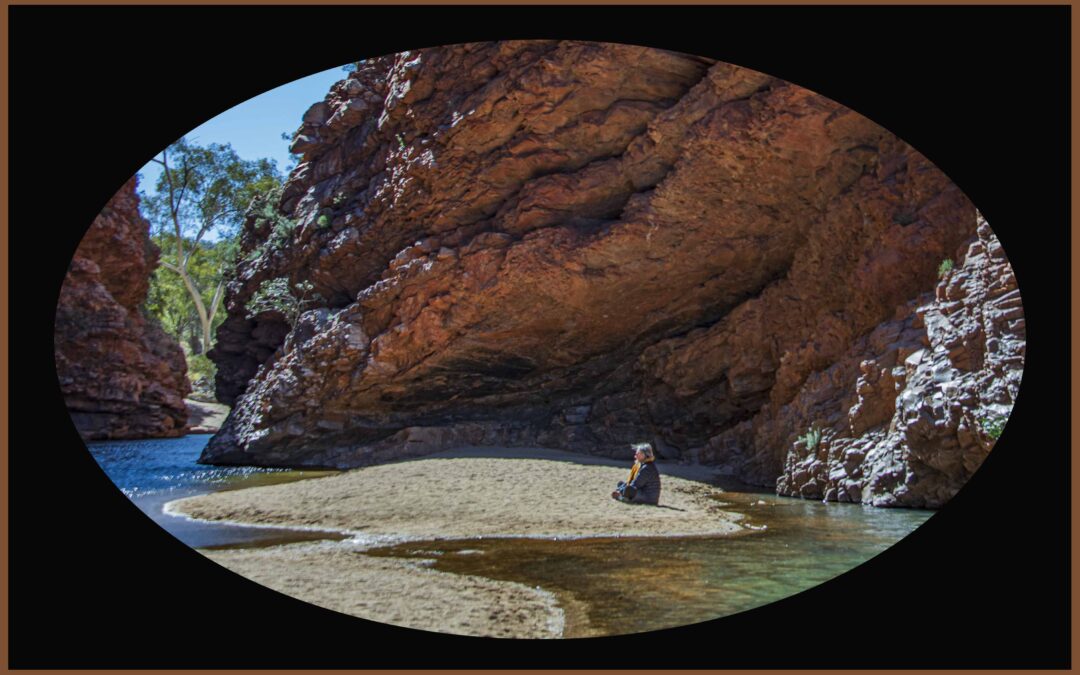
611;442;661;505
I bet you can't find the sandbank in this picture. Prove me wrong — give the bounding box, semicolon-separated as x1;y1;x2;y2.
201;541;565;638
167;447;747;638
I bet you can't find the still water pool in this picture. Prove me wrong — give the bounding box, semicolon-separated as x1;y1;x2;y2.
364;490;932;636
87;434;932;635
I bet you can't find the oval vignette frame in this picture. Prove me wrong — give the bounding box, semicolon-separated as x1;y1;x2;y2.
25;9;1062;665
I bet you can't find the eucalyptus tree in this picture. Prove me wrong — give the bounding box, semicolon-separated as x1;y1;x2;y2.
142;138;282;354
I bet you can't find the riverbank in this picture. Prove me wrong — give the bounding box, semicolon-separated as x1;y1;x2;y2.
184;398;229;434
201;541;567;638
166;447;748;637
168;448;746;540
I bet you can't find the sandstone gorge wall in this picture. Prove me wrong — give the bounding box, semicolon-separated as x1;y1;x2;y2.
720;217;1022;507
56;178;190;440
203;42;1022;507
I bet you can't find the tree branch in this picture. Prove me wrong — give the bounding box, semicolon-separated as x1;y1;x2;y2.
177;165;191;207
190;218;214;253
159;149;187;272
208;278;226;331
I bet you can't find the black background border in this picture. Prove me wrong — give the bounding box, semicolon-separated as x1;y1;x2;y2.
8;5;1070;669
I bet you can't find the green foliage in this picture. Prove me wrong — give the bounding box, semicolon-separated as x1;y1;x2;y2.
268;215;297;248
146;237;229;399
937;258;954;279
980;413;1008;441
317;214;331;229
140;137;284;355
142;138;282;242
246;277;321;326
185;353;218;398
798;424;823;451
147;235;232;350
241;186;298;263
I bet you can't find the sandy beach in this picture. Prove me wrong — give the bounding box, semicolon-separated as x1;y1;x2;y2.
166;447;748;638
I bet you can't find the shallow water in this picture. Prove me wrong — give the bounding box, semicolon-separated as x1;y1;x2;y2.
88;435;932;636
364;491;932;637
87;434;343;548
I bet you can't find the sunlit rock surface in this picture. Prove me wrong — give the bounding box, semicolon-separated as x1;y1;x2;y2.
203;41;1021;507
770;218;1023;507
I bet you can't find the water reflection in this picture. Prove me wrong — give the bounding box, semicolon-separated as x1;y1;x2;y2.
87;435;932;635
366;490;932;636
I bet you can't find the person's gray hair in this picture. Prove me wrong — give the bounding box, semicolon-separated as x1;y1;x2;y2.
632;442;655;461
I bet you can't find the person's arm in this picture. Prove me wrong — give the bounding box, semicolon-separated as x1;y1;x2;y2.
628;464;652;495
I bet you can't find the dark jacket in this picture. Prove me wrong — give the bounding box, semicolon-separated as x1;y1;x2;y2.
627;461;661;505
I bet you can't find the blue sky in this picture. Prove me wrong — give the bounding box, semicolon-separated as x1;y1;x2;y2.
137;65;348;193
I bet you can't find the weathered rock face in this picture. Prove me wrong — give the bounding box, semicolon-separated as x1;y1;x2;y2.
765;217;1023;507
204;41;1022;508
56;177;190;440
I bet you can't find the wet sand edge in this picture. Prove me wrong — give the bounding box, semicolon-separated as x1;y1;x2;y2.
165;449;750;638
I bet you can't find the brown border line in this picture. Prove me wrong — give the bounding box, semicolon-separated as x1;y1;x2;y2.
1072;1;1078;672
2;1;1074;674
0;0;1070;3
1;0;8;670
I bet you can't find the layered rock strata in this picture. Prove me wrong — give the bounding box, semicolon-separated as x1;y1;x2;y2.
56;178;190;440
204;42;1021;507
764;217;1023;507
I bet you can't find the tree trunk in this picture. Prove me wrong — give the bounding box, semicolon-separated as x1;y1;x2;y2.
188;330;202;356
154;150;226;357
202;278;226;354
176;266;212;355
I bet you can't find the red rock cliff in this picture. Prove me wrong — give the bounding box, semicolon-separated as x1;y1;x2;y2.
56;177;191;440
203;42;1022;507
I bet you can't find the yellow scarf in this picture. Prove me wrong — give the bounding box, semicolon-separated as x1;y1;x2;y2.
627;458;652;484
